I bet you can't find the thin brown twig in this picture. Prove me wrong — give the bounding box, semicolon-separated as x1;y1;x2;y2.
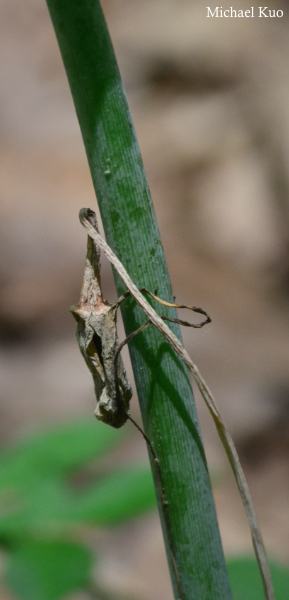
79;208;275;600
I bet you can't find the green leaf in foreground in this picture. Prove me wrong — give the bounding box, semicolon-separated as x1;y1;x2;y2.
227;556;289;600
4;541;92;600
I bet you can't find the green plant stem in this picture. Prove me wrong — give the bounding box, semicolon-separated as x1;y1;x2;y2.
45;1;233;598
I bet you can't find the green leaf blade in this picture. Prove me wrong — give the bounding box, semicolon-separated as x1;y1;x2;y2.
44;1;234;598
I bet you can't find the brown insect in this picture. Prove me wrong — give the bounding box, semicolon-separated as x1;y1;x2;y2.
70;208;210;429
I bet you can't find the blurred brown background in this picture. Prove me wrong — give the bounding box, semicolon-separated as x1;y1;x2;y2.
1;0;289;598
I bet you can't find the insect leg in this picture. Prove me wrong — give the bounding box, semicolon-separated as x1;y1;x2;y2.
138;288;211;328
115;320;151;362
113;287;211;328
